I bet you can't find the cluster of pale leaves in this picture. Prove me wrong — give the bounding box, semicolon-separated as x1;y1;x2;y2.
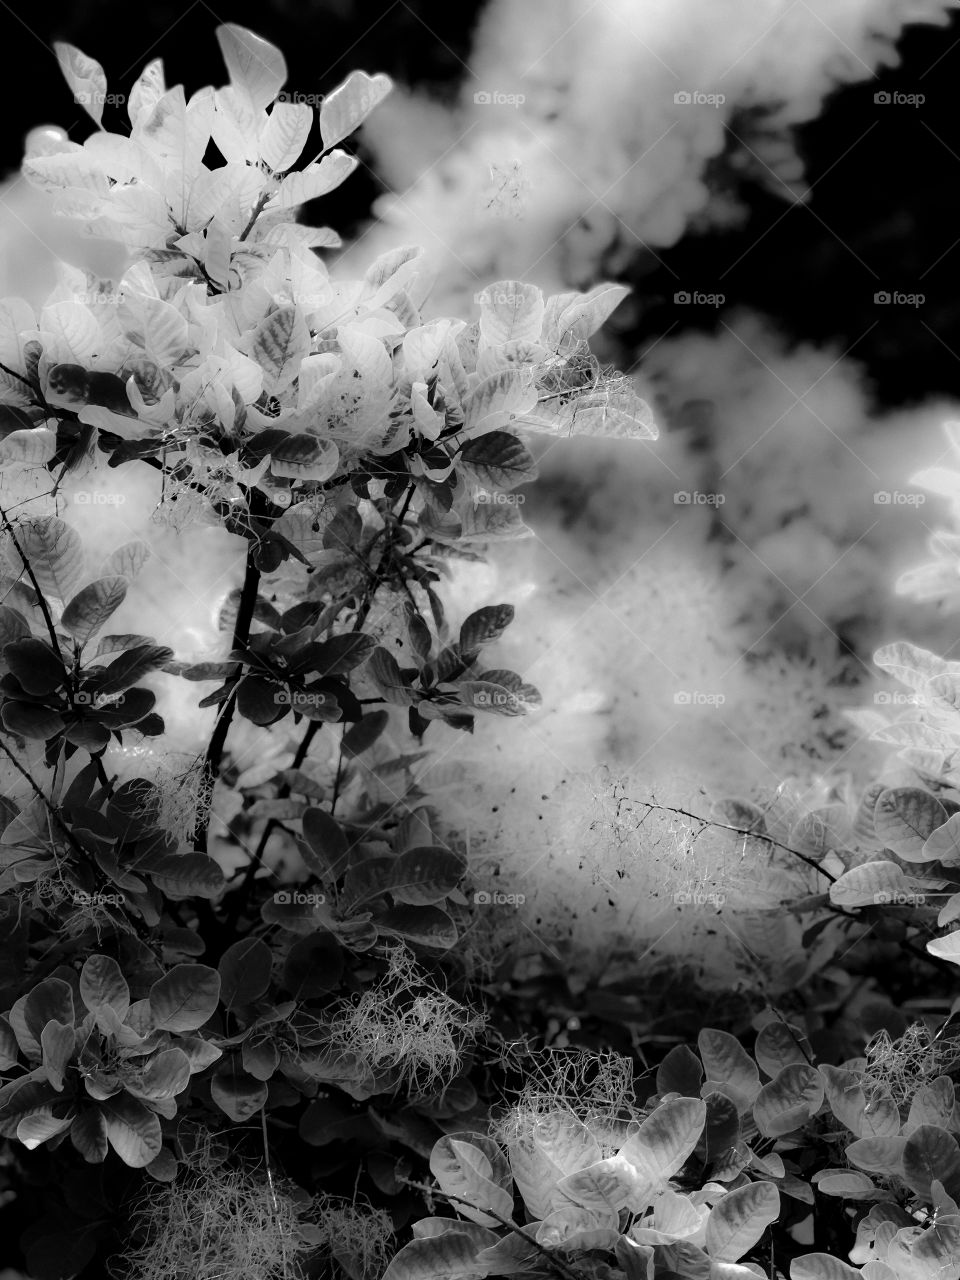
1;24;656;544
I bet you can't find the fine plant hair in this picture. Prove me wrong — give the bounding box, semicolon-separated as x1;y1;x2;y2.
309;1193;394;1280
114;1141;316;1280
864;1021;960;1108
490;1045;641;1151
323;945;486;1096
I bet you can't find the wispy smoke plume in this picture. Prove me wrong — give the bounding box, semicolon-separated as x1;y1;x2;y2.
346;0;956;312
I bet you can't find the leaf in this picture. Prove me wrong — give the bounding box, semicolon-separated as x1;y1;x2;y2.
374;904;458;948
269;151;358;208
101;1093;162;1168
6;516;85;601
40;1021;75;1092
70;1108;108;1163
461;369;538;440
430;1133;513;1227
619;1097;706;1183
79;955;130;1019
382;1231;492;1280
319;70;393;150
148;964;220;1032
818;1065;867;1135
3;638;65;694
313;631;377;675
0;426;57;468
657;1044;705;1097
753;1023;813;1079
18;1107;75;1150
557;1158;637;1213
389;847;467;905
844;1136;907;1175
367;646;414;705
459;431;538;492
829;861;908;908
134;1048;191;1101
23;979;74;1046
210;1058;268;1121
61;577;128;646
902;1125;960;1200
282;931;344;998
215;23;286;110
791;1254;864;1280
301;807;350;880
924;814;960;865
874;787;947;860
259;100;312;171
509;1112;601;1220
250;305;311;394
928;930;960;965
96;644;174;695
705;1182;780;1262
549;282;631;347
1;701;65;740
478;281;545;347
99;541;150;580
54;43;108;125
698;1028;761;1112
269;433;338;481
342;710;389;757
752;1065;824;1137
459;604;514;658
218;938;273;1008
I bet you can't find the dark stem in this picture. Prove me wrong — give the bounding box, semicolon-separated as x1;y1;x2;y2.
193;537;262;852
